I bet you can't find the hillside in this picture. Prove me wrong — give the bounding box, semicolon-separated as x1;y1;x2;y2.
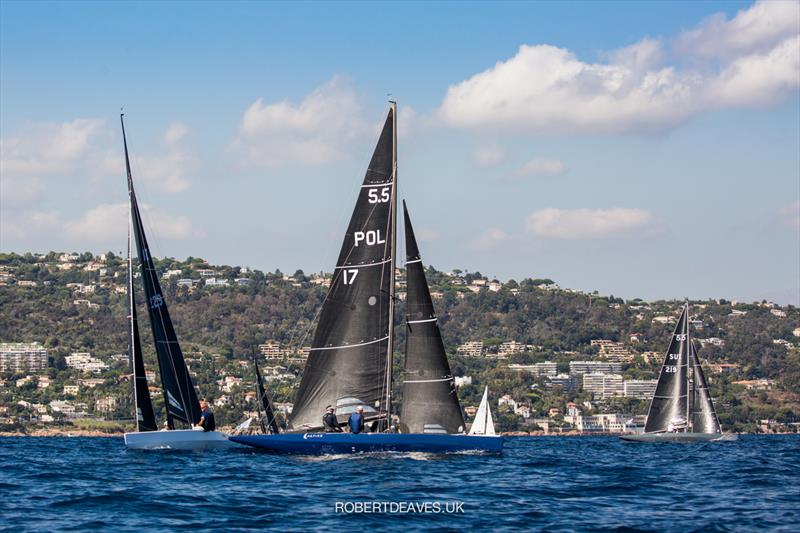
1;251;798;434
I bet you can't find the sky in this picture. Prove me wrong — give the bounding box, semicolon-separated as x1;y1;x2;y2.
1;0;798;304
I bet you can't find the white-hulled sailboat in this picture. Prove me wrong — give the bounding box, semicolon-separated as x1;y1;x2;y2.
120;115;235;450
621;302;726;443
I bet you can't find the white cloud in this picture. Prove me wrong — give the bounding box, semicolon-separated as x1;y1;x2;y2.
438;2;799;135
1;119;104;176
64;203;196;242
233;76;368;167
134;152;193;194
675;0;800;60
414;227;440;242
163;122;189;145
470;228;516;251
472;144;506;167
0;210;62;241
525;208;657;239
778;202;800;232
513;158;565;178
0;175;44;207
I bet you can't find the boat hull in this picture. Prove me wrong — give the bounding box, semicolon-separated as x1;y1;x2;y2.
124;429;239;450
620;432;723;443
229;432;504;454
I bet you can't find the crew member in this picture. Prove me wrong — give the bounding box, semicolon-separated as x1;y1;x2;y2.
348;406;365;434
196;399;216;432
322;405;342;432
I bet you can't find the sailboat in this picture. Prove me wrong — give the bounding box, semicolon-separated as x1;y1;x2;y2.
230;104;502;454
469;387;496;436
621;302;724;442
120;115;235;450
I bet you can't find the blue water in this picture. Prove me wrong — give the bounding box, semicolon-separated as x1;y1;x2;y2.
1;435;798;531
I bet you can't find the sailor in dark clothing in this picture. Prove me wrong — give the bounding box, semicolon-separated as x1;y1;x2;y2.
196;399;216;432
348;406;365;434
322;405;342;432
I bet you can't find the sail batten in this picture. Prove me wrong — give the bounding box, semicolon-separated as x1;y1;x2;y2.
289;109;396;431
399;202;466;435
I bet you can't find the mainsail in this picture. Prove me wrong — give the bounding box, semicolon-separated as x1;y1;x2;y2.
690;342;722;434
122;115;201;429
469;386;496;436
644;304;689;433
399;202;465;434
289;108;396;430
127;207;157;432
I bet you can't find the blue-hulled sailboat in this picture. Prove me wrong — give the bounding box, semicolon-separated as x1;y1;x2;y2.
230;104;502;454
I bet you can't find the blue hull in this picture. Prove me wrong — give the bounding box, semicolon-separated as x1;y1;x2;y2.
229;432;503;454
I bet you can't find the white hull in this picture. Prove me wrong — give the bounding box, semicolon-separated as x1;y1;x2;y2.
124;429;238;450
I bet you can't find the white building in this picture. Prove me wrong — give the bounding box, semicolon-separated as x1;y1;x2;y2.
509;362;558;377
0;342;48;372
457;341;484;357
623;380;658;399
454;376;472;387
65;353;109;373
497;341;526;357
583;373;624;399
569;361;623;374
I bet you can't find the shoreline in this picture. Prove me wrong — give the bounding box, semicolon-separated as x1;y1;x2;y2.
1;429;796;438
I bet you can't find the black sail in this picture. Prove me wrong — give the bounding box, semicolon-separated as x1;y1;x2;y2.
122;116;201;428
644;304;689;433
254;356;280;434
128;221;157;432
691;343;722;434
400;202;465;434
289;109;395;430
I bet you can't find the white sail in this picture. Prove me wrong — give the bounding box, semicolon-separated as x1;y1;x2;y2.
469;386;496;436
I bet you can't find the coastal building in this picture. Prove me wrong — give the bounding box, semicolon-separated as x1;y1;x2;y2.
454;376;472;387
590;340;634;362
204;277;230;287
457;341;484;357
732;379;773;391
259;341;293;360
623;380;658;399
583;373;624;399
707;363;741;374
497;341;526;357
546;374;577;392
698;337;725;348
95;396;117;413
508;362;557;377
63;385;79;395
37;376;52;389
0;342;48;372
65;353;109;373
569;361;623;375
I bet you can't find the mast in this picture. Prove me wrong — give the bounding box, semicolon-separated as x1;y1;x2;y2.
384;100;398;430
121;114;157;432
128;199;139;428
685;301;691;432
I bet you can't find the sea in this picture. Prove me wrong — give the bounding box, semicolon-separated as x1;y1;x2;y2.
1;435;798;532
